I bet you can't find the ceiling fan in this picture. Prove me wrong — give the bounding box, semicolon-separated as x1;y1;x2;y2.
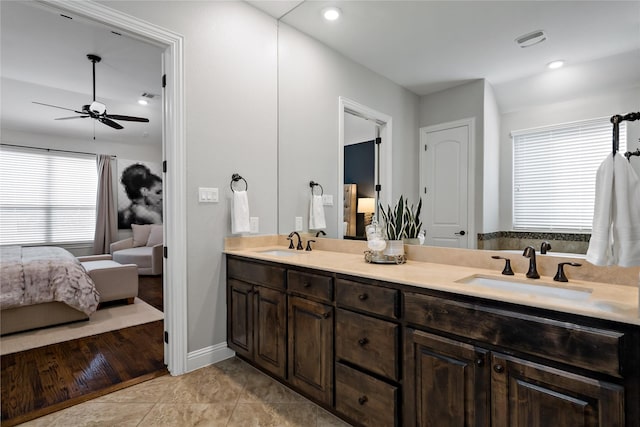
33;54;150;130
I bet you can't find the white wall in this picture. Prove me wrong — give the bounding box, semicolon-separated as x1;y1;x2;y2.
101;1;278;355
419;80;485;232
499;87;640;230
482;81;500;233
344;113;376;146
278;23;420;237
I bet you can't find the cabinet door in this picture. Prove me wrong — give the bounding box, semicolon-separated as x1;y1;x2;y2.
491;353;624;427
254;286;286;378
227;279;254;359
404;329;490;427
288;295;333;406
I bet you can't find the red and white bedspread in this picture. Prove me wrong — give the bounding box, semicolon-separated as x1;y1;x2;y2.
0;246;99;316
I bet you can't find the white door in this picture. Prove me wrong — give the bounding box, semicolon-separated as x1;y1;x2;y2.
420;124;469;248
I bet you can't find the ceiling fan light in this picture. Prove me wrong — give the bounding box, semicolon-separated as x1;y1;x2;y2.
89;101;106;115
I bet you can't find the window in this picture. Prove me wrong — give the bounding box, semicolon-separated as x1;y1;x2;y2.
0;146;97;245
512;117;626;231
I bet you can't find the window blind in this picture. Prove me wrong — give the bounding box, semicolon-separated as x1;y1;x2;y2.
512;117;626;231
0;146;97;245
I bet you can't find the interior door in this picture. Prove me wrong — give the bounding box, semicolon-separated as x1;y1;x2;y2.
421;124;469;248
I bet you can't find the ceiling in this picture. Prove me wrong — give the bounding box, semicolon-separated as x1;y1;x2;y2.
251;0;640;112
0;1;163;145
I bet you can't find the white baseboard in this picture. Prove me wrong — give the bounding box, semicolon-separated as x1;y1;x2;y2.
186;342;235;372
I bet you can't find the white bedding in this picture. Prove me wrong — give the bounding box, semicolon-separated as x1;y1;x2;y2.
0;246;100;316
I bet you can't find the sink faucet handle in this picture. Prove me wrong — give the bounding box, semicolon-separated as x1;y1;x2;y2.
306;239;316;251
287;237;294;249
541;241;552;254
491;255;515;276
553;262;582;282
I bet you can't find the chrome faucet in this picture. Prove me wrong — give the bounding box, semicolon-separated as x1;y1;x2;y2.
540;241;552;255
287;231;303;250
522;246;540;279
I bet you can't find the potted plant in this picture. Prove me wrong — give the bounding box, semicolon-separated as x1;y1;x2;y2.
403;197;423;244
379;196;408;256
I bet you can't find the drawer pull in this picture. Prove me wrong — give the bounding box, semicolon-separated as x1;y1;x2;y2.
358;395;368;405
303;282;311;288
475;357;484;367
358;337;369;346
493;364;504;374
358;293;368;301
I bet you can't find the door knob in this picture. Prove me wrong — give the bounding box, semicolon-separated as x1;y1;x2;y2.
455;230;466;236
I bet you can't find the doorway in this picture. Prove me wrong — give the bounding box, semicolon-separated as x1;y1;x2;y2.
338;97;392;239
51;1;188;375
419;118;475;248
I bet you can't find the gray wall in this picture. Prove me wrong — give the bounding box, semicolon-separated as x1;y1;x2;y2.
102;0;278;354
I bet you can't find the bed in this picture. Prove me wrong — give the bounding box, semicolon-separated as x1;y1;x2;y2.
0;246;100;335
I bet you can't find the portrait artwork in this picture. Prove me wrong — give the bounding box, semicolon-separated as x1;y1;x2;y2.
117;159;163;229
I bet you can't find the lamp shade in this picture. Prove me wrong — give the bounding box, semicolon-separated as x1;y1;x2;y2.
357;198;375;214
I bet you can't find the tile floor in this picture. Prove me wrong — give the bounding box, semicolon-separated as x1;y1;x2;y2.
21;357;353;426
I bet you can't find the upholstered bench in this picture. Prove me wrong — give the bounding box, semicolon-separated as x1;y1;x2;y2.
77;255;139;304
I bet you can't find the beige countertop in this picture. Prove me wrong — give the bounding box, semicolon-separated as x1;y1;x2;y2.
225;240;640;327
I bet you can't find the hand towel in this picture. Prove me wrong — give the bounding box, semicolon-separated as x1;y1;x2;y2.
231;190;251;234
612;154;640;266
586;155;615;266
309;194;326;230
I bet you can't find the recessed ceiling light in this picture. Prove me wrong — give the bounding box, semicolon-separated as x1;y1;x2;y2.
138;99;148;106
547;60;564;69
322;6;341;21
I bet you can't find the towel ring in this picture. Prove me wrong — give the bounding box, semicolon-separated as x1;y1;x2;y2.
310;181;323;196
230;173;248;192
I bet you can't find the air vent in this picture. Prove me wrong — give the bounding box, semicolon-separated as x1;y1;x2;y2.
515;30;547;48
141;93;159;99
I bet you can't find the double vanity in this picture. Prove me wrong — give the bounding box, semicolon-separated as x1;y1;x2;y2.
224;236;640;427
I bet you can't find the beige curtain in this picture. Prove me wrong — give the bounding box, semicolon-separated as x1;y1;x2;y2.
93;154;117;254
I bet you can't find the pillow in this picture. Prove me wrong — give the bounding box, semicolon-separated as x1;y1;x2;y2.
147;224;163;247
132;224;152;247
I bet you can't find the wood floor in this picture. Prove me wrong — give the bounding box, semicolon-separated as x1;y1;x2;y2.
1;275;166;426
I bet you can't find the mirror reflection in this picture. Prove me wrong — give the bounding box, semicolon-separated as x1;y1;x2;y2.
275;1;640;254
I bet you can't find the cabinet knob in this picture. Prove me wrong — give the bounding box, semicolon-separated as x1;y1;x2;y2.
358;293;368;301
303;282;311;288
358;337;369;346
475;357;484;367
322;311;331;319
493;364;504;373
358;395;368;405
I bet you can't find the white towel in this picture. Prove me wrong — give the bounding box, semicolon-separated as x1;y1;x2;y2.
586;155;615;266
612;155;640;266
231;190;251;234
587;154;640;267
309;194;326;230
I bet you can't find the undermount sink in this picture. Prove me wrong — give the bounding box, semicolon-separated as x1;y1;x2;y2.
457;274;593;301
255;249;304;257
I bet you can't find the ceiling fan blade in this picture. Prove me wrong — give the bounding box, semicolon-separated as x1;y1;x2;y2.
33;101;84;114
104;114;149;123
55;115;90;120
99;117;124;130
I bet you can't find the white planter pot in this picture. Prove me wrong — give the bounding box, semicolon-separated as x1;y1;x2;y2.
383;240;404;256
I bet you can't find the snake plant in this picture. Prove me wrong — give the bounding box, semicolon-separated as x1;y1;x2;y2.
379;196;422;240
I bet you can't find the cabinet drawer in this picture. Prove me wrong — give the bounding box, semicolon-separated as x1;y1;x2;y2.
336;278;399;319
335;363;397;427
288;270;333;302
336;309;399;381
404;292;625;378
227;258;285;290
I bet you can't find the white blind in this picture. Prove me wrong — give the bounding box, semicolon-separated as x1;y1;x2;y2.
512;117;626;231
0;146;97;245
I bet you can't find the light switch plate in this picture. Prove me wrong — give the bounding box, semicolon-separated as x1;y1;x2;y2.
198;187;219;203
295;216;303;231
322;194;333;206
250;217;259;233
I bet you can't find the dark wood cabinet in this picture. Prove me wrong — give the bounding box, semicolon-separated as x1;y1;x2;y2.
491;353;624;427
404;329;490;427
227;255;639;427
288;295;334;405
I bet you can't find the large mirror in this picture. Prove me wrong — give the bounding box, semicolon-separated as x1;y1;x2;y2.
275;1;640;254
